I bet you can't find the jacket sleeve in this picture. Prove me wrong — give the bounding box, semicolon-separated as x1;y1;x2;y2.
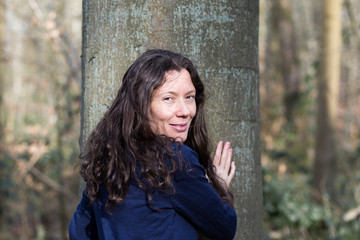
170;145;237;240
68;190;99;240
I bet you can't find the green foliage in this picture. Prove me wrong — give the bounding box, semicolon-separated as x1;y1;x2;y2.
263;167;360;240
263;169;325;233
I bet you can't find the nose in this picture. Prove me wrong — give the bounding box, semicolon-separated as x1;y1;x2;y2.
175;99;191;117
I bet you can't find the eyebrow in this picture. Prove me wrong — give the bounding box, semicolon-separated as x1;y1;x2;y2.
163;89;196;96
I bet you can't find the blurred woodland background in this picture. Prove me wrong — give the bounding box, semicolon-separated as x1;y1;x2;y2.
0;0;359;239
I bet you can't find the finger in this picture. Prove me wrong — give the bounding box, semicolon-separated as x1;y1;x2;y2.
224;147;232;173
213;141;223;166
226;161;236;187
220;142;230;170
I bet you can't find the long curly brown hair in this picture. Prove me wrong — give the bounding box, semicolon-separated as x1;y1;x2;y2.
80;49;233;211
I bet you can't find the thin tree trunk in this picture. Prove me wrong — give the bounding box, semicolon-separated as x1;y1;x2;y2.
0;0;6;227
0;0;5;141
276;0;300;122
313;0;342;198
81;0;263;238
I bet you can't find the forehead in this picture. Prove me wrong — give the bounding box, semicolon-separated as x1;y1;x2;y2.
155;70;195;93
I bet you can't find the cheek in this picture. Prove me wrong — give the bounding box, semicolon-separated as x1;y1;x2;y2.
191;104;197;118
149;104;173;131
153;108;172;122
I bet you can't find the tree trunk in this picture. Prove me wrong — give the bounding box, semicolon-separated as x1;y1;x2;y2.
313;0;342;198
275;0;300;122
0;0;6;226
81;0;263;238
0;0;5;140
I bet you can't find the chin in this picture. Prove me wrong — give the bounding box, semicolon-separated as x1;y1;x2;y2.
173;135;188;143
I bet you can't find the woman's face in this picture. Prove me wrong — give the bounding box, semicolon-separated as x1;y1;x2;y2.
150;69;196;142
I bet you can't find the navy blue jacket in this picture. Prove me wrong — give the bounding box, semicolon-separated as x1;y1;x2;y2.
68;144;237;239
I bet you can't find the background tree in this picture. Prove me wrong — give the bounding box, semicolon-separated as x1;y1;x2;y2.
0;0;4;138
313;0;343;199
81;0;263;238
273;0;300;123
0;0;7;233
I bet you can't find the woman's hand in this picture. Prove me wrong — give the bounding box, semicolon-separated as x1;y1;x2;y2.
213;141;236;188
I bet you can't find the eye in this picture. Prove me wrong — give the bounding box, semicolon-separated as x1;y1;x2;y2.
186;95;195;101
163;96;174;102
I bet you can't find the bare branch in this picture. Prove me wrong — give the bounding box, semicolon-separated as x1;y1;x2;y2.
26;0;81;83
7;145;79;202
27;163;79;202
15;157;79;202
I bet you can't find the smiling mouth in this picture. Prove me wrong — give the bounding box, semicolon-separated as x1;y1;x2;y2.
170;123;188;132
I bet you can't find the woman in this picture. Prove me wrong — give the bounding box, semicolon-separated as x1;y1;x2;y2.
69;49;237;240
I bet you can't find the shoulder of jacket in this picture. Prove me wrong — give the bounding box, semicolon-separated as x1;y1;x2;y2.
171;143;198;159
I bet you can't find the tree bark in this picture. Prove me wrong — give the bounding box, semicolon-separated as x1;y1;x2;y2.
313;0;342;198
81;0;263;238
